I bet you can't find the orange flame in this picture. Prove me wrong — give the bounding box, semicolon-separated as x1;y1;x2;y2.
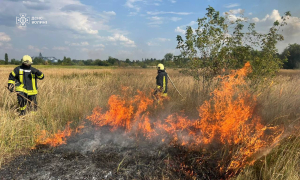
35;122;85;147
36;122;73;147
86;62;284;175
35;62;284;177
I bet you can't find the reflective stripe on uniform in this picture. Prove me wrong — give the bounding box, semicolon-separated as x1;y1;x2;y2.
8;80;15;84
163;76;166;93
32;74;36;92
19;69;23;83
11;71;16;77
37;74;44;79
20;105;27;111
15;69;38;95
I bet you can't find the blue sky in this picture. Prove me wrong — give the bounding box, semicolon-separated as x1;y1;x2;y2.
0;0;299;60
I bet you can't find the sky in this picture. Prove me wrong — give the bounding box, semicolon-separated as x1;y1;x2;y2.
0;0;299;60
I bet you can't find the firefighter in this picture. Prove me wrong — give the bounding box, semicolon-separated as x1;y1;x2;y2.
154;63;168;101
7;55;44;116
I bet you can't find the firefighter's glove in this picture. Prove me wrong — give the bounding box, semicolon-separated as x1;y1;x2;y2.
8;83;14;92
31;69;38;74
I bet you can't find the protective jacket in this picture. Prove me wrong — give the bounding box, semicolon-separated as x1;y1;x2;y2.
156;70;168;94
8;65;44;95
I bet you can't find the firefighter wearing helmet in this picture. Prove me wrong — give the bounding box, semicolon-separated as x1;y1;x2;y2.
7;55;44;116
154;63;168;101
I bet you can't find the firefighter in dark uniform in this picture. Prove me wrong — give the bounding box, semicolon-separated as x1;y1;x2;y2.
7;55;44;116
154;63;168;101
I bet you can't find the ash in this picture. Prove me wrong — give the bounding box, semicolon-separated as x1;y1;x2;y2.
0;126;221;180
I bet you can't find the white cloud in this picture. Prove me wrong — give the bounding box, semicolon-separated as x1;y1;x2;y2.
28;45;41;52
169;0;176;3
125;0;143;11
224;3;240;8
250;9;300;52
103;11;116;16
0;32;11;42
147;11;192;15
53;46;70;51
249;12;253;15
65;41;89;46
175;26;186;35
156;38;171;42
94;44;105;48
147;42;158;46
147;16;164;27
171;17;182;22
106;34;136;47
252;17;260;22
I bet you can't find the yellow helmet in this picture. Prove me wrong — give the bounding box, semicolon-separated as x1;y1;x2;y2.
157;63;164;70
22;55;33;65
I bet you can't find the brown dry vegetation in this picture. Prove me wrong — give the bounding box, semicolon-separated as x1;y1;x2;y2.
0;65;300;179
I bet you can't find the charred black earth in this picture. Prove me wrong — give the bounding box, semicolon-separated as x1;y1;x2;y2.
0;127;222;180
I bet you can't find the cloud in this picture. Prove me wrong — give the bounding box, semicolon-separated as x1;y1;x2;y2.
175;27;185;35
22;1;51;10
224;3;240;8
147;11;192;15
169;0;176;3
28;45;41;52
249;12;253;15
93;44;105;48
250;9;300;52
106;34;136;47
171;17;182;22
147;16;164;27
53;46;70;51
156;38;171;42
125;0;143;11
0;32;11;42
65;41;89;46
147;38;171;46
174;21;197;35
103;11;116;16
60;4;87;12
224;9;246;22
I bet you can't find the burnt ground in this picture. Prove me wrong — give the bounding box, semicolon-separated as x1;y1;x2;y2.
0;127;223;180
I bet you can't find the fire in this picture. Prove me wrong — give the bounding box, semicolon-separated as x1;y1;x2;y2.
36;122;73;147
86;62;284;176
35;62;284;178
35;122;85;147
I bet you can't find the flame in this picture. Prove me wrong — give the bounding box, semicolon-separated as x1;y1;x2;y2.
35;122;85;147
35;62;284;177
36;122;73;147
86;62;284;176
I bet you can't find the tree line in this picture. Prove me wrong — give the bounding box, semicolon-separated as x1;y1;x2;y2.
1;44;299;69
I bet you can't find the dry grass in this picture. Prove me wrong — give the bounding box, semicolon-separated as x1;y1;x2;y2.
0;65;300;179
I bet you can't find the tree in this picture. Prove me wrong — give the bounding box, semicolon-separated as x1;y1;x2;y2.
33;57;45;65
281;43;300;69
63;56;72;65
5;53;8;65
176;6;290;84
164;53;174;61
108;56;118;65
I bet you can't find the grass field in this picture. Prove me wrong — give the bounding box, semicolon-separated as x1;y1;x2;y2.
0;65;300;179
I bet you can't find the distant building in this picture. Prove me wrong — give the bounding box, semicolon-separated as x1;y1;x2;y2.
32;52;58;63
